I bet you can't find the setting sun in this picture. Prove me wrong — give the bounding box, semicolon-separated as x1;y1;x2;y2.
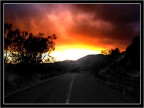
51;49;99;61
49;45;101;61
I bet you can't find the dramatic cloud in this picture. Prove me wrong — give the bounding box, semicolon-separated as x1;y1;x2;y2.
4;3;140;59
70;4;140;39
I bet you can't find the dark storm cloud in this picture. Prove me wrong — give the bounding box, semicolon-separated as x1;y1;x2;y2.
72;4;140;23
4;4;55;19
4;4;40;21
70;4;140;40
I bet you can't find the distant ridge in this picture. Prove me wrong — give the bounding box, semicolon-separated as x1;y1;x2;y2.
77;54;108;64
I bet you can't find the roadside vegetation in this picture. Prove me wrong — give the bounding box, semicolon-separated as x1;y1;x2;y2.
4;23;58;95
77;36;140;102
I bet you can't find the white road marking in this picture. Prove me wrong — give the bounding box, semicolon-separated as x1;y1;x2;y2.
66;73;76;104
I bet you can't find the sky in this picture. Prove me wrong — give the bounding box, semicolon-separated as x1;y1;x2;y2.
4;3;140;61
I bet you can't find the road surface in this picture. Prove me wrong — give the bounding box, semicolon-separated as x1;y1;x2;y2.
4;73;136;104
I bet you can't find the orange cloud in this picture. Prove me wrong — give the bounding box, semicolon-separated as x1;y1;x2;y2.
4;4;140;61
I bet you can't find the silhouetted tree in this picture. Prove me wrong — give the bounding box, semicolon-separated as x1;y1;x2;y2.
109;48;120;56
101;48;120;57
22;33;56;64
4;23;13;63
4;23;56;64
101;49;109;55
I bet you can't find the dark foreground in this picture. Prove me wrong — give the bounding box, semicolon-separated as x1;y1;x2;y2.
5;73;137;104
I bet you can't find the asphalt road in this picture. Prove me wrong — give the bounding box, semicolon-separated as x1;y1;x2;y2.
4;73;137;104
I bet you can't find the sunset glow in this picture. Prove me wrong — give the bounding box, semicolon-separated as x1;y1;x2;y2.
4;4;140;61
50;45;101;61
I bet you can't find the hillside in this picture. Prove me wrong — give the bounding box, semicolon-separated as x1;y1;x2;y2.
77;54;108;63
76;37;140;78
76;54;114;75
76;37;140;102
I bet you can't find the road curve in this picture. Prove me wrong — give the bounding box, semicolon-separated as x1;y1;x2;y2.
4;73;137;104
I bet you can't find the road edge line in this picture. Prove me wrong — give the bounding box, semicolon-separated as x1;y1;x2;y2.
4;74;66;98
